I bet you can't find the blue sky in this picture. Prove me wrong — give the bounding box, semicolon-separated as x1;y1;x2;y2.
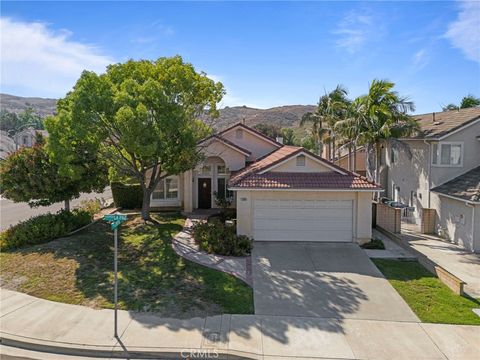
1;1;479;113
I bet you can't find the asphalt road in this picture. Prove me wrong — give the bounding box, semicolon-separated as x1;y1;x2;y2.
0;187;113;230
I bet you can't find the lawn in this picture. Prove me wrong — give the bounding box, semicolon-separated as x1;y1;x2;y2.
0;214;253;318
373;259;480;325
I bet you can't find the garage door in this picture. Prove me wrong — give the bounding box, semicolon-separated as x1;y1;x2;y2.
253;199;353;242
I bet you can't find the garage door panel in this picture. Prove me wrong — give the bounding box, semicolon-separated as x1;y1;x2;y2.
253;199;353;242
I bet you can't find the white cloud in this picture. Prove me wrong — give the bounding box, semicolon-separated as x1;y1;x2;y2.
445;1;480;63
412;48;429;69
333;11;374;53
0;17;114;97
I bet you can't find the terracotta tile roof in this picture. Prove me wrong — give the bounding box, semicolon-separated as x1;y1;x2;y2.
230;172;381;190
217;122;283;147
229;145;301;184
412;107;480;139
229;145;380;190
432;166;480;203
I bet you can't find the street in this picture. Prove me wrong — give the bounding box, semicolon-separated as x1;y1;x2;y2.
0;187;112;230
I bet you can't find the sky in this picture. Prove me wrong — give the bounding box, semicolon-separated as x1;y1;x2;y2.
1;1;479;114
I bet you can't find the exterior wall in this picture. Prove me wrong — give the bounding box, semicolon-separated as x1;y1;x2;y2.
202;140;246;171
430;121;480;187
335;148;366;174
222;127;278;161
474;205;480;253
183;170;193;212
236;190;372;243
270;156;333;173
430;193;476;252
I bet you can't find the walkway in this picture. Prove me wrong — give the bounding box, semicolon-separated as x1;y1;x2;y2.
366;229;418;260
1;289;479;359
397;225;480;298
173;213;252;286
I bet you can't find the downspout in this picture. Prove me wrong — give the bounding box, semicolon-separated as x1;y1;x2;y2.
466;202;476;253
424;139;432;208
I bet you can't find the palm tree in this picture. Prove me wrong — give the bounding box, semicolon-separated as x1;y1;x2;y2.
442;94;480;111
301;85;350;158
336;79;418;184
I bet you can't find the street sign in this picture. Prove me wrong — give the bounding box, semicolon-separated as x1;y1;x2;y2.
103;214;128;230
102;213;128;338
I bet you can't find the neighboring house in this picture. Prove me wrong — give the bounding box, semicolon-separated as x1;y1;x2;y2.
383;107;480;252
151;123;380;243
0;130;16;160
12;128;48;148
334;146;367;176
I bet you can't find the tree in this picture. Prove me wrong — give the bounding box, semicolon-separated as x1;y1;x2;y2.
336;79;418;184
442;94;480;111
0;108;44;135
281;128;297;145
253;123;282;139
0;135;107;211
46;56;225;221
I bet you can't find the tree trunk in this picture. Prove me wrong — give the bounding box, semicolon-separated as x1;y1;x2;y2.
332;137;336;162
366;143;375;182
348;143;352;171
375;141;382;185
353;142;357;173
141;188;152;221
64;199;70;212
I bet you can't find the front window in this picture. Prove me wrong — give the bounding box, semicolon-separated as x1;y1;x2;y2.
217;165;228;175
217;177;233;199
432;143;463;166
152;176;179;200
200;165;212;175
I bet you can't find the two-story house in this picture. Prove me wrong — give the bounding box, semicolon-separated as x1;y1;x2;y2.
383;107;480;253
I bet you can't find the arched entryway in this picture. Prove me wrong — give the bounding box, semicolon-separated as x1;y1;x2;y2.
195;156;230;209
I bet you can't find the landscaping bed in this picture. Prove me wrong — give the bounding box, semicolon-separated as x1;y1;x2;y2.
0;214;253;318
373;259;480;325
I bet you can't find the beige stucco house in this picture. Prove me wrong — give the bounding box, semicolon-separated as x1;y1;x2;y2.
382;108;480;252
151;123;380;243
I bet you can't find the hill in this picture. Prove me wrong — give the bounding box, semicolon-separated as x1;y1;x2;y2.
0;94;58;117
0;93;315;130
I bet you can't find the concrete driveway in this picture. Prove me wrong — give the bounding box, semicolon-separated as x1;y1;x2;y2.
252;242;419;322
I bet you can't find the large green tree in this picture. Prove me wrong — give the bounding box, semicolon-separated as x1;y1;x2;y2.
442;94;480;111
46;56;224;221
0;135;107;210
336;79;418;183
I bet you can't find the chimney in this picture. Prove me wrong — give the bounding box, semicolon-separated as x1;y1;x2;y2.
276;137;284;144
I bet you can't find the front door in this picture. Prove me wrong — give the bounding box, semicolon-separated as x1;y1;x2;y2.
198;178;212;209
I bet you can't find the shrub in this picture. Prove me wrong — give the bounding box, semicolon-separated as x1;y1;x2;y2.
111;182;142;209
361;238;385;250
193;220;252;257
77;199;102;217
0;209;93;251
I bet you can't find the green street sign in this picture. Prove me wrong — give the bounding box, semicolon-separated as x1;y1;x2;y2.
103;214;128;230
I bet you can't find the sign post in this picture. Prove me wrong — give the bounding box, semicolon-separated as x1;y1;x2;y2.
103;213;128;338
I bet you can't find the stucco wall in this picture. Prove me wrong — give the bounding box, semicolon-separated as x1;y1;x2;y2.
271;155;333;173
202;140;246;171
236;190;372;243
336;149;366;173
222;127;278;160
430;193;476;252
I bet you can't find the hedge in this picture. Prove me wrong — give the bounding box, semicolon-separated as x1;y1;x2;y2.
111;182;143;209
0;209;93;251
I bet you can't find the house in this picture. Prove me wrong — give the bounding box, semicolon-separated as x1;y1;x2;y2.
383;107;480;252
333;146;367;176
151;123;381;243
0;131;16;160
12;128;48;148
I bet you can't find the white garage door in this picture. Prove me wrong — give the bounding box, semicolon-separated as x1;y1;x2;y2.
253;199;353;242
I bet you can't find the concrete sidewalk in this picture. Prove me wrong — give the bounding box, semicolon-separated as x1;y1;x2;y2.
398;226;480;298
1;289;479;359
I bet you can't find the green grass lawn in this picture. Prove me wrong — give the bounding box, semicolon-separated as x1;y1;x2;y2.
0;214;253;318
373;259;480;325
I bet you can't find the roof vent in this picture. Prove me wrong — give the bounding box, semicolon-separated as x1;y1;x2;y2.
432;112;435;123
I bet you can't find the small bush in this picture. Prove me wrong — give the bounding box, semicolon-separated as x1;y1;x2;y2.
361;238;385;250
111;182;143;209
193;221;252;257
77;199;102;217
0;209;93;251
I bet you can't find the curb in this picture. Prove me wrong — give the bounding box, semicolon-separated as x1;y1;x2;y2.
0;333;255;360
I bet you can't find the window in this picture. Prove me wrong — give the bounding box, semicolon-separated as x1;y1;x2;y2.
217;165;228;175
166;177;178;199
235;129;243;139
152;176;179;200
296;154;306;166
432;143;463;166
200;165;212;175
217;178;233;199
390;148;397;164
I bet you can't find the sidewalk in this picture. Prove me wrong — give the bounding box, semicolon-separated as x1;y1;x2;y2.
1;289;479;359
397;225;480;298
